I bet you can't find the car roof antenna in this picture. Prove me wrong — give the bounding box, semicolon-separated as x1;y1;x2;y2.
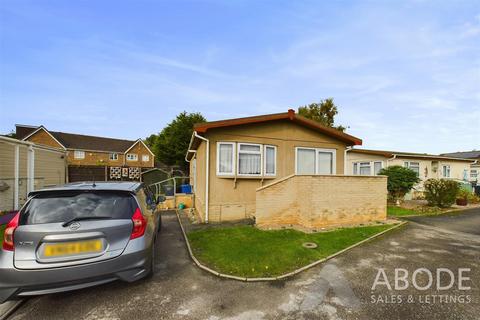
92;176;96;188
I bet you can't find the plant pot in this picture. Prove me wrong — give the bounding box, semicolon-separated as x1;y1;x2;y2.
456;198;468;206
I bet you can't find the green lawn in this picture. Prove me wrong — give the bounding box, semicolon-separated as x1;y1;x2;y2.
387;205;441;217
187;224;394;278
0;224;5;246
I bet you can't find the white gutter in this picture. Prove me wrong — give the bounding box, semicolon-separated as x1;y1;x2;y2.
192;131;210;224
387;154;397;165
344;146;352;174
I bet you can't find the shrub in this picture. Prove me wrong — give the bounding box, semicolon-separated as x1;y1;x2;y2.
469;194;480;204
457;189;480;204
457;189;471;201
378;166;420;202
424;179;460;208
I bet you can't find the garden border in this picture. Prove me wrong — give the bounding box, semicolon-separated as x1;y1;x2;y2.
390;204;480;218
176;210;408;281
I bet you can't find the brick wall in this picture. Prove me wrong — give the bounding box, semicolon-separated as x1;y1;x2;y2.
256;174;387;230
27;129;63;149
124;141;154;168
67;150;124;166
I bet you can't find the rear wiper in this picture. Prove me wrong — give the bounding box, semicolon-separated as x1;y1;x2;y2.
62;216;112;227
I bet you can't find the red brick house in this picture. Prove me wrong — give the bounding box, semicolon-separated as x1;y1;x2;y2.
16;124;154;182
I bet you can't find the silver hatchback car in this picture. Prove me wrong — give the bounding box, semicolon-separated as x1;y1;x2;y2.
0;181;161;303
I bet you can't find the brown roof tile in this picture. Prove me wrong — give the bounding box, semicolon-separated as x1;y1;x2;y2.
17;124;140;153
193;109;362;146
15;125;37;140
49;131;136;152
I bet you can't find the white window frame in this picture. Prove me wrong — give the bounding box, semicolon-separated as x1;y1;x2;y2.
263;145;277;177
442;165;451;178
295;147;316;175
237;143;263;176
404;161;420;177
352;161;384;175
74;150;85;159
142;155;150;162
373;161;383;175
216;142;236;176
109;153;118;160
295;147;336;175
359;162;372;175
471;169;478;179
126;153;138;161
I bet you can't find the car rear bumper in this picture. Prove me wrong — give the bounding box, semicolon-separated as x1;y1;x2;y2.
0;243;151;303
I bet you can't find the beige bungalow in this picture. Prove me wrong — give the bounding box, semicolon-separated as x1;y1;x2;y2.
185;110;388;230
346;148;475;198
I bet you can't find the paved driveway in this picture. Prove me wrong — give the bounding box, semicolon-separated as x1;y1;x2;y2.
9;209;480;320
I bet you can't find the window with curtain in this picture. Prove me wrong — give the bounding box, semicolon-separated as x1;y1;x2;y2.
217;142;234;175
442;165;451;178
359;162;371;175
317;151;333;174
404;161;420;177
296;148;316;174
353;161;382;175
216;142;276;177
238;143;262;175
296;148;335;174
264;145;276;176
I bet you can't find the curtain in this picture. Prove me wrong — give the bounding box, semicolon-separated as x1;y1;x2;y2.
239;153;261;174
360;163;370;176
219;144;233;173
265;147;275;174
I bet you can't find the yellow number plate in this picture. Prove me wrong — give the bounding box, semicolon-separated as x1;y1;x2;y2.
44;240;103;257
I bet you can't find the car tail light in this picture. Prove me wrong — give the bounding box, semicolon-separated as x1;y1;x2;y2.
130;208;147;239
3;212;20;251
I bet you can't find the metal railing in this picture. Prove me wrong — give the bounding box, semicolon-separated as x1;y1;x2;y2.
149;176;190;199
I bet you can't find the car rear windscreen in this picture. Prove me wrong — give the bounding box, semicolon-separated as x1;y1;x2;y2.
20;191;138;225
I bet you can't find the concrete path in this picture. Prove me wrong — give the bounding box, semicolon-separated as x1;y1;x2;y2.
8;209;480;320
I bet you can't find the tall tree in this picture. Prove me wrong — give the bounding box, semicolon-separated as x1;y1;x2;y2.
147;111;206;171
297;98;346;131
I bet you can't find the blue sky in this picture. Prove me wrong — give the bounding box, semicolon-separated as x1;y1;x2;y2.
0;0;479;154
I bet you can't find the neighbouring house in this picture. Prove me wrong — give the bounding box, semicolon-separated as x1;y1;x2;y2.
15;124;154;182
440;150;480;183
0;136;66;211
185;109;388;230
346;148;475;199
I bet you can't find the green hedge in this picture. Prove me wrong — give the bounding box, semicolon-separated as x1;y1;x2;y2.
424;179;460;207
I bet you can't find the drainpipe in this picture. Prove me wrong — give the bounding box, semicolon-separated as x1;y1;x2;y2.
193;131;210;223
184;132;196;163
387;154;397;166
344;146;352;174
14;145;19;210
